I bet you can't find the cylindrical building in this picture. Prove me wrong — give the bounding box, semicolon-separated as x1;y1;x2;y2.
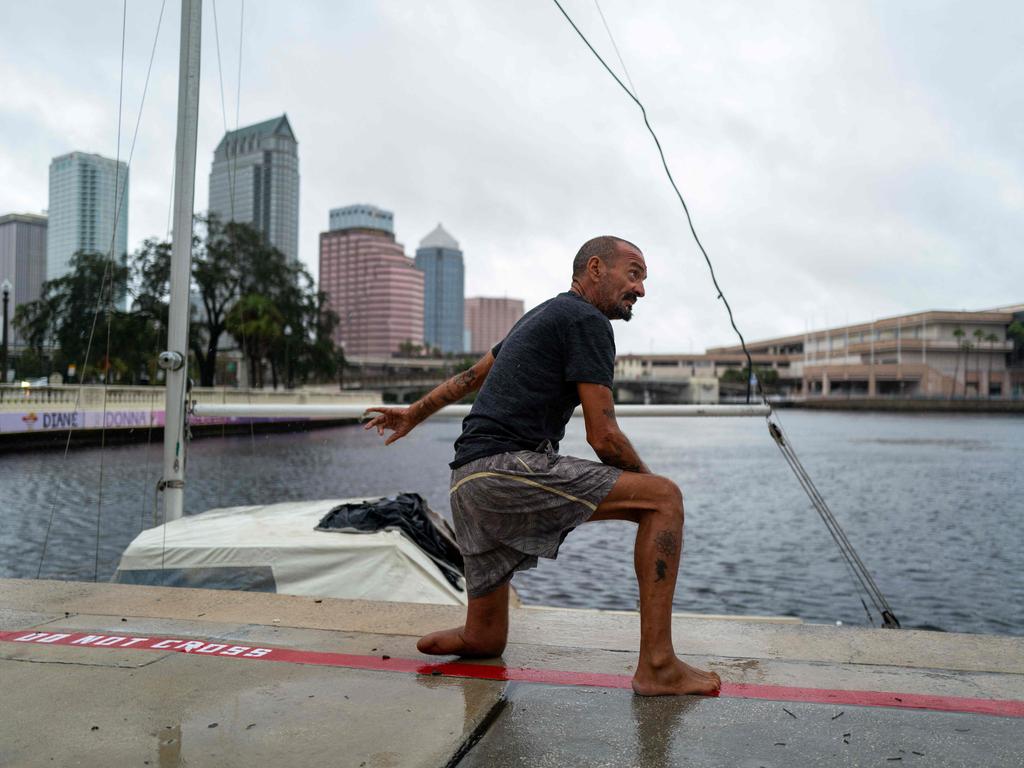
319;205;424;358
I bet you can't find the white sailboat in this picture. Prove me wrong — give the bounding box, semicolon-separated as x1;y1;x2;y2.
111;0;472;606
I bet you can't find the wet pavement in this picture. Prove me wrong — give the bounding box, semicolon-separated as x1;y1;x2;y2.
461;684;1020;767
1;579;1022;767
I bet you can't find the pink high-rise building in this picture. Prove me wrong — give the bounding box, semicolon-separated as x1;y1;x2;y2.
465;296;525;353
319;205;424;357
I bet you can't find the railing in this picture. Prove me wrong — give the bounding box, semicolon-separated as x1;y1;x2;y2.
191;403;771;419
0;385;378;411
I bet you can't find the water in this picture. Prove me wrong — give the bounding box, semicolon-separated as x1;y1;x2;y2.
2;411;1021;635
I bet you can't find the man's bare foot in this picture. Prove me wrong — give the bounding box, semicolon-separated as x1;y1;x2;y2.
416;626;506;658
631;657;722;696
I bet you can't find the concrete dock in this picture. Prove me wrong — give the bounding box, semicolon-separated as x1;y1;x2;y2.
1;579;1021;767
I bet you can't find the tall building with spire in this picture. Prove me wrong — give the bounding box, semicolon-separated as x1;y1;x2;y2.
208;114;299;262
415;224;464;354
319;204;424;357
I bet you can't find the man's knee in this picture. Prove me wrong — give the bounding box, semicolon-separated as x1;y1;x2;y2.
649;475;684;524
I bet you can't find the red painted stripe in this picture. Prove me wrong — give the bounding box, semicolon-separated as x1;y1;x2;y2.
3;630;1021;719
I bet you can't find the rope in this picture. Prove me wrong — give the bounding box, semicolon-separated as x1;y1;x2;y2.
550;0;900;628
550;0;756;404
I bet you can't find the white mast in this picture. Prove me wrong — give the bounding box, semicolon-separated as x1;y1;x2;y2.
158;0;202;522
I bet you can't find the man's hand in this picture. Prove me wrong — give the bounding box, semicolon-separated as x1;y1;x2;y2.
363;407;416;445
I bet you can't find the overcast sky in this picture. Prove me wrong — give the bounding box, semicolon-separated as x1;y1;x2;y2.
2;1;1021;353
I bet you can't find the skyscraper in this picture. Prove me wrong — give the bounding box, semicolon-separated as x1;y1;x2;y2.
415;224;464;354
0;213;47;349
208;114;299;262
465;296;525;353
46;152;128;281
319;205;424;357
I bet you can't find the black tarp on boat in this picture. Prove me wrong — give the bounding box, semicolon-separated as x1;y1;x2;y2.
316;493;465;590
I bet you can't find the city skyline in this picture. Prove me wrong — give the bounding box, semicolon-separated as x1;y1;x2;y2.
2;2;1021;354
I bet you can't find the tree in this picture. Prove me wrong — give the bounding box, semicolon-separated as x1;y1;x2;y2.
136;216;257;387
281;282;344;387
1008;321;1024;359
13;251;156;383
951;327;965;398
397;340;424;357
1006;321;1024;396
985;332;999;398
226;294;283;388
136;216;344;387
17;218;344;389
720;366;779;386
972;328;985;397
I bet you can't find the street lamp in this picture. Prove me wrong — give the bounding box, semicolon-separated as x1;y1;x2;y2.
1;279;10;385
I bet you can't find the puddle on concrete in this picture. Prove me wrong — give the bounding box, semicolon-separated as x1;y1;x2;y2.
162;666;502;767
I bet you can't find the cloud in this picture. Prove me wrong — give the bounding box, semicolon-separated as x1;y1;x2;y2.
1;0;1021;353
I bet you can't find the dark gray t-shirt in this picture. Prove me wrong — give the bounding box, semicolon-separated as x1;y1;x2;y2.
451;291;616;468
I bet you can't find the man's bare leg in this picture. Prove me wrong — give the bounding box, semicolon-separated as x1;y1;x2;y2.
589;472;721;696
417;582;509;657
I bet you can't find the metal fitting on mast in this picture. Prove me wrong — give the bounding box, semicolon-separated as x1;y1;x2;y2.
158;351;185;371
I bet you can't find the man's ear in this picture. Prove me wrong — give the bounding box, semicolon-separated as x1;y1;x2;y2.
587;254;604;279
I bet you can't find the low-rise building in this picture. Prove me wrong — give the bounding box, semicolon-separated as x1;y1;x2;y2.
707;305;1024;399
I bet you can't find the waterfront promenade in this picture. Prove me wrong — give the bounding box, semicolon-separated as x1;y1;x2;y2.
0;384;378;448
1;579;1021;766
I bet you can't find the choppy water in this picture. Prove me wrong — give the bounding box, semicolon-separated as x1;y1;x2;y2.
1;411;1021;635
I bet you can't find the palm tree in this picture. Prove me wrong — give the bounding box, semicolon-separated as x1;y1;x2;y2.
226;294;283;388
951;327;965;398
985;332;999;398
973;328;985;398
1005;321;1024;398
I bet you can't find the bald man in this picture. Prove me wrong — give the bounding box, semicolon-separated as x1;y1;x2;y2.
365;236;720;696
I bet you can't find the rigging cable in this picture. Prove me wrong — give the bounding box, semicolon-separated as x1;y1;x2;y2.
592;0;638;98
36;0;169;579
209;0;255;519
551;0;755;405
550;0;899;628
94;0;129;583
212;0;257;461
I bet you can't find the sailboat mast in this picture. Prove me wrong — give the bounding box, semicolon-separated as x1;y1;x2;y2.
159;0;202;522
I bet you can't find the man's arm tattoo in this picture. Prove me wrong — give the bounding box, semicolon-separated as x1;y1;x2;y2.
596;431;645;473
413;365;482;422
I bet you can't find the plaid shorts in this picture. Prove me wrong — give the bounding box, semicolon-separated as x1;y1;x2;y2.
449;444;622;598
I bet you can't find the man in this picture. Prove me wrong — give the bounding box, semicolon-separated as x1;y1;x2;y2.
365;236;721;696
